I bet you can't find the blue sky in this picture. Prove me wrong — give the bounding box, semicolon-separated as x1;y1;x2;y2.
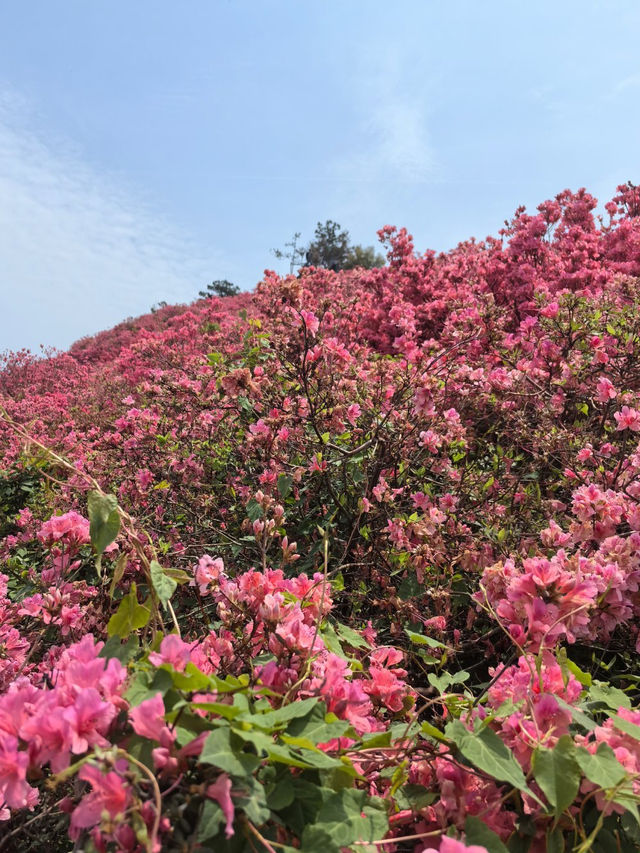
1;0;639;353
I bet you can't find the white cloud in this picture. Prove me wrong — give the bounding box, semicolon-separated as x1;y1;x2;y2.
612;73;640;95
360;97;434;182
0;89;227;353
331;49;436;184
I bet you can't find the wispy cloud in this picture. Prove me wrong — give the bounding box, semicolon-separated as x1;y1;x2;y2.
0;88;227;353
331;49;436;185
611;73;640;96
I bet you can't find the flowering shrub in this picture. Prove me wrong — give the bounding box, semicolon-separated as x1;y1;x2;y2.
2;184;640;850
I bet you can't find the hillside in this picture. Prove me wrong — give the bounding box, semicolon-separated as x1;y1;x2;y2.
2;184;640;852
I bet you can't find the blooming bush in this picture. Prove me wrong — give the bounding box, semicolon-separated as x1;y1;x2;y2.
2;184;640;850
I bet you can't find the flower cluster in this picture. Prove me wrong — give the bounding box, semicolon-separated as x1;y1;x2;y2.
2;184;640;849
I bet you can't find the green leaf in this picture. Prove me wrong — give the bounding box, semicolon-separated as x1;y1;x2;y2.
334;621;371;650
611;713;640;741
150;559;177;608
331;571;345;592
613;790;640;826
88;490;120;561
265;743;327;769
277;473;293;499
277;780;326;836
98;635;138;664
446;720;536;799
190;700;244;721
588;682;631;710
169;662;213;692
162;566;191;584
395;784;436;812
208;673;250;694
506;834;533;853
233;727;276;756
420;721;448;742
235;775;270;825
276;738;344;768
574;743;627;789
557;651;591;687
109;551;127;600
321;621;346;658
237;393;252;412
107;583;151;637
546;827;565;853
266;775;295;810
126;733;155;775
483;475;495;492
300;788;388;853
197;800;225;843
554;697;596;731
360;730;392;749
428;671;469;694
621;809;640;840
532;736;581;817
285;704;352;745
200;727;260;777
405;629;446;649
125;668;173;706
464;816;510;852
241;696;320;729
324;764;361;792
174;719;215;748
246;499;263;523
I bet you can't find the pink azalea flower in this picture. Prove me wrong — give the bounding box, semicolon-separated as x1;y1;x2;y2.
206;773;235;838
424;615;447;632
0;733;35;810
419;429;442;453
596;377;617;402
62;688;115;754
191;555;225;595
37;511;91;548
364;666;408;713
21;701;73;773
130;693;175;747
346;403;361;425
614;405;640;431
540;301;559;318
69;764;130;839
249;419;271;438
299;309;320;337
149;634;193;672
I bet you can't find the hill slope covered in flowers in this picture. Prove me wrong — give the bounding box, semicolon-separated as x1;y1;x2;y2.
2;184;640;852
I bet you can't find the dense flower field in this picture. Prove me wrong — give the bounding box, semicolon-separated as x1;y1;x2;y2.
2;184;640;852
